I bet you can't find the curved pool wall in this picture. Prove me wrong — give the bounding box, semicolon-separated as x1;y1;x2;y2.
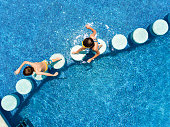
0;0;169;126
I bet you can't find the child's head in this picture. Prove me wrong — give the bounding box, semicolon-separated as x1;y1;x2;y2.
82;38;94;48
23;66;34;76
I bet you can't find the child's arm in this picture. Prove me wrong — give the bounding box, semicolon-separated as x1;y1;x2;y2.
85;25;97;38
87;50;100;63
35;71;58;76
14;61;33;75
72;47;86;54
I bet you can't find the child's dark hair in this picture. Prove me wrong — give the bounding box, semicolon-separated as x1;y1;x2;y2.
23;66;34;76
82;38;94;48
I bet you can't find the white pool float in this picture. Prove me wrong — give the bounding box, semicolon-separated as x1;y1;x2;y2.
1;94;20;111
112;34;128;50
151;19;169;35
32;72;47;80
16;79;34;95
98;39;106;54
70;45;87;61
132;28;148;44
50;53;65;69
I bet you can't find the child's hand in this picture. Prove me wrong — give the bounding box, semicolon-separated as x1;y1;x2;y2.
85;24;91;29
14;69;20;75
53;72;58;76
87;58;93;63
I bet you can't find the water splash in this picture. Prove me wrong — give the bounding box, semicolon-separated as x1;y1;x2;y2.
87;22;94;26
83;33;89;39
75;35;82;39
105;24;109;29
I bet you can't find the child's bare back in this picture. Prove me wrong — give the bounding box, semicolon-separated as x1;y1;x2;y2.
14;57;61;77
72;24;102;63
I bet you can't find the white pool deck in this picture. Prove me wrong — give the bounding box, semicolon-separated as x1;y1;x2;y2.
0;111;11;127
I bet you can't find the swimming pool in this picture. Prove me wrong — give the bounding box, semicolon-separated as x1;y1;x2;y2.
0;0;169;126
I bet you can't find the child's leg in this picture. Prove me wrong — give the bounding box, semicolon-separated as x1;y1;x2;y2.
47;57;61;65
51;57;61;62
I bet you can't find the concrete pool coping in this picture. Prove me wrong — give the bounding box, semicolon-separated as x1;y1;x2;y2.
0;111;11;127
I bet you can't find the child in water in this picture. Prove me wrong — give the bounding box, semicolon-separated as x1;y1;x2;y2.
72;25;102;63
14;58;61;76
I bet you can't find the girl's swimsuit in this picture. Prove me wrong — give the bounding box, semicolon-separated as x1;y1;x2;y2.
93;39;98;43
94;39;100;44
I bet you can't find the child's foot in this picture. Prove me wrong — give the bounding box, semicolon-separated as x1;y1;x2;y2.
52;57;62;62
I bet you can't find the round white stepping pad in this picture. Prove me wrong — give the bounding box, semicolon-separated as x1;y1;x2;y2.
32;72;47;80
50;53;65;69
16;79;34;95
70;45;87;61
1;94;20;111
98;39;106;54
112;34;127;50
132;28;148;44
152;19;168;35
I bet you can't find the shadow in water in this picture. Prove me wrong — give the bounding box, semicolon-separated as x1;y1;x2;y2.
164;13;170;28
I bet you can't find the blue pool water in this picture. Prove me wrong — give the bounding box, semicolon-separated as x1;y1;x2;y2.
0;0;169;126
